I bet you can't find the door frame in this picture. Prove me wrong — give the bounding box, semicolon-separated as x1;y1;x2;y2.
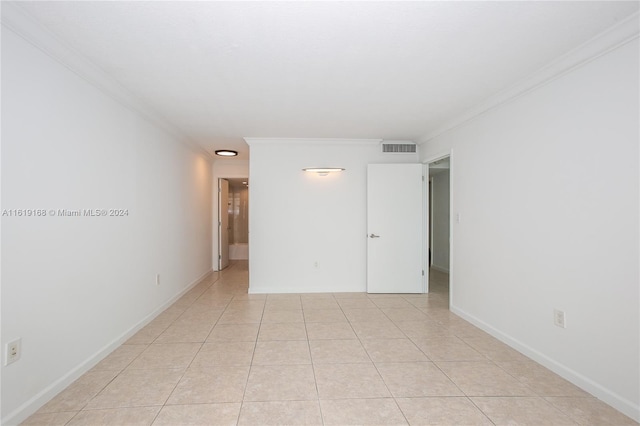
213;174;249;271
218;178;230;271
422;163;429;293
423;150;453;306
428;176;434;269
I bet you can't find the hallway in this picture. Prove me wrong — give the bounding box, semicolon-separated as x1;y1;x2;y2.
24;262;636;425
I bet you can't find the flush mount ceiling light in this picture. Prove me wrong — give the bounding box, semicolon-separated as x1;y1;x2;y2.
215;149;238;157
302;167;345;176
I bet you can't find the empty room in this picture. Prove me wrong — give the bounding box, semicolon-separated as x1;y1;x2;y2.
1;1;638;425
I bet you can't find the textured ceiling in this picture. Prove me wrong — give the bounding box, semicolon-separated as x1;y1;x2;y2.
14;1;640;159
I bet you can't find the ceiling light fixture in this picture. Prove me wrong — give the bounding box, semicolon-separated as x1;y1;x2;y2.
215;150;238;157
302;167;345;176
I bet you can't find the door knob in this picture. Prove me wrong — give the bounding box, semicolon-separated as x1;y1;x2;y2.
369;234;380;238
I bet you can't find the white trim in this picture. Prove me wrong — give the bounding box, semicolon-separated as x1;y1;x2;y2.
0;2;212;160
423;150;454;306
420;12;640;143
423;151;452;165
1;269;215;426
244;138;382;146
211;161;250;271
428;176;433;270
249;286;368;295
448;150;454;309
451;305;640;422
218;178;226;271
422;164;429;293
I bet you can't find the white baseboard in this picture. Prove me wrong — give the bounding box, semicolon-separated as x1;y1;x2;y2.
450;305;640;423
249;285;367;294
2;269;214;426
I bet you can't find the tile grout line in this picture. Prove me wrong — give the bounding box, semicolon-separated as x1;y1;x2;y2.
236;291;267;425
146;270;222;425
26;266;634;425
304;295;334;425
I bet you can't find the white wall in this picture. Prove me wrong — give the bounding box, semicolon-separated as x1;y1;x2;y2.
431;171;450;272
247;139;418;293
421;38;639;420
212;160;249;270
1;27;212;424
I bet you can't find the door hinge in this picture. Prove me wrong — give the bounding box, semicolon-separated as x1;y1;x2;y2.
219;255;221;260
422;270;425;276
422;175;425;181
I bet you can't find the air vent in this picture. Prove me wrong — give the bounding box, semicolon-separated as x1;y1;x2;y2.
381;143;417;153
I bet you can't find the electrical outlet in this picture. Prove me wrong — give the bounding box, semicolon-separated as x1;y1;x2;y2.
554;309;566;328
156;274;160;286
5;338;21;365
314;261;319;269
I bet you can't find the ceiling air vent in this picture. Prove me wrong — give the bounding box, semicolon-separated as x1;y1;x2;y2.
381;142;417;153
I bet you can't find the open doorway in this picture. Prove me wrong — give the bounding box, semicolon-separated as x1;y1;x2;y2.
218;178;249;270
428;156;450;297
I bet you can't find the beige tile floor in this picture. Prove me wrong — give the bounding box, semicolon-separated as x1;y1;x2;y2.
23;262;638;425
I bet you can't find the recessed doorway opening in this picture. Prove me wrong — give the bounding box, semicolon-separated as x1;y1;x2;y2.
218;178;249;270
427;155;451;302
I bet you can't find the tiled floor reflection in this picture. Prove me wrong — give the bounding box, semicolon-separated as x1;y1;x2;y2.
23;262;638;425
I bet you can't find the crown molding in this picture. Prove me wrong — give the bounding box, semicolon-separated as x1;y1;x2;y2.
1;2;213;160
244;137;383;146
420;11;640;144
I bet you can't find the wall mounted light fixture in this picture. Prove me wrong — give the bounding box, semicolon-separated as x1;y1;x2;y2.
215;150;238;157
302;167;345;176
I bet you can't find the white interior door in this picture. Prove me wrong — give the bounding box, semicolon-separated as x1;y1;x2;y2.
218;178;230;270
367;163;426;293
